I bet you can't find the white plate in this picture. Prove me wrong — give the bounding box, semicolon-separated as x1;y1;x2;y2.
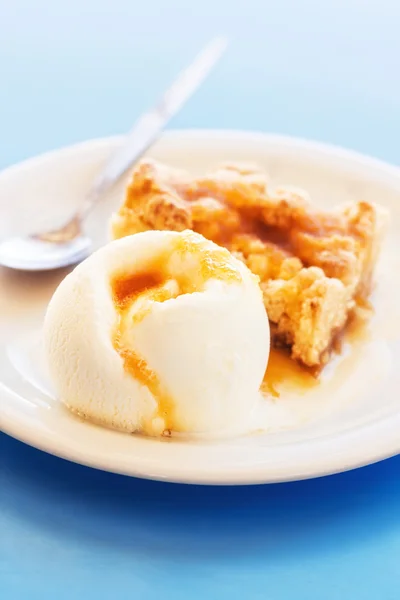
1;130;400;484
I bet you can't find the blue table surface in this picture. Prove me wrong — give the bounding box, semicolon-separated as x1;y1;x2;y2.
1;1;399;598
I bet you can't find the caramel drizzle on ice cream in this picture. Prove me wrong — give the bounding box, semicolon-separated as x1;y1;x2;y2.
112;266;177;435
111;232;243;435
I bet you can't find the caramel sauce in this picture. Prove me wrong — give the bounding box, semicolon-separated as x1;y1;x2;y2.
263;303;371;399
354;294;374;313
110;232;243;435
111;262;177;435
262;348;319;398
257;223;292;250
113;332;176;433
112;270;166;309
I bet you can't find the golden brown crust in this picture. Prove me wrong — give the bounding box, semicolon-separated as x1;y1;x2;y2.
186;163;269;211
110;159;387;367
110;160;192;238
262;267;350;366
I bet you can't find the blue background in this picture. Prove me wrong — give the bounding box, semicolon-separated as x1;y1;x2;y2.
1;1;399;598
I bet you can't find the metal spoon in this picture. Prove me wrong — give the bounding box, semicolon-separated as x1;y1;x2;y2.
0;36;227;271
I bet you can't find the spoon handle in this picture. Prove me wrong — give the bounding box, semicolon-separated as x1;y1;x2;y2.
76;36;228;222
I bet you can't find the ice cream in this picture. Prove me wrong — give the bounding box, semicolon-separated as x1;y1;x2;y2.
44;230;270;436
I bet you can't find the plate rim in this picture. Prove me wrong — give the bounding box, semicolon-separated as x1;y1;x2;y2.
1;129;399;183
1;129;399;485
2;403;400;485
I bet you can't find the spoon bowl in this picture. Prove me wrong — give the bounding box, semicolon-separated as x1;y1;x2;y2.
0;234;91;271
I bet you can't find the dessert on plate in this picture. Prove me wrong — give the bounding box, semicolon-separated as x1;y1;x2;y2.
110;160;387;368
44;156;388;439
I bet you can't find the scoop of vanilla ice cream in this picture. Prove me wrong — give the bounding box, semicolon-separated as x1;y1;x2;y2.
44;230;270;436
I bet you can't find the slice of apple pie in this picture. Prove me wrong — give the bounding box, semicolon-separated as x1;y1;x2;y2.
110;159;387;368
